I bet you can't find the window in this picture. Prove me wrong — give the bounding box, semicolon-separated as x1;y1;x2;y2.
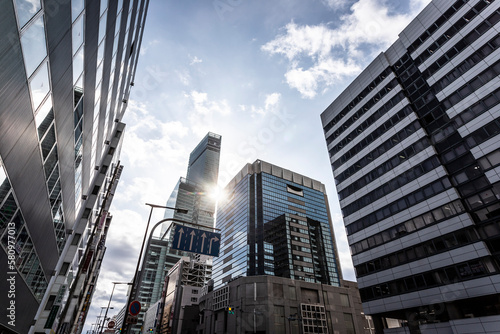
344;313;356;334
340;293;350;307
287;185;303;197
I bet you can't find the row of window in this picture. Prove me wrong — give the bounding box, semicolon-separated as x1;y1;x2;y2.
446;118;500;167
346;177;453;235
431;33;500;96
355;227;478;277
335;121;422;183
350;200;464;255
330;99;410;169
323;68;392;134
424;7;500;79
324;77;399;147
359;257;496;302
406;0;469;54
413;0;493;67
442;59;500;111
327;87;405;148
263;173;327;203
338;138;430;200
456;85;500;128
464;181;500;213
433;85;500;146
342;156;441;217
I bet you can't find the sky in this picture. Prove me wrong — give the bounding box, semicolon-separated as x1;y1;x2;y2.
83;0;431;330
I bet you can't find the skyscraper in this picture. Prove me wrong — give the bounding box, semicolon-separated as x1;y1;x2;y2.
321;0;500;332
212;160;342;288
132;132;221;332
0;0;149;332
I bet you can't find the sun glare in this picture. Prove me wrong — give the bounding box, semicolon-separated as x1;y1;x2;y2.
210;185;226;202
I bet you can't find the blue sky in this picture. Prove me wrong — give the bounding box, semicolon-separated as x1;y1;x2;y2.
84;0;430;329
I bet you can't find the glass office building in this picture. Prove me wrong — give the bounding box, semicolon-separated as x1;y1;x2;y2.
321;0;500;332
212;160;342;288
0;0;149;332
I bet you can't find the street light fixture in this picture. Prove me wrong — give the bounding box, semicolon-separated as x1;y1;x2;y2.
94;307;107;334
120;204;189;333
98;281;130;333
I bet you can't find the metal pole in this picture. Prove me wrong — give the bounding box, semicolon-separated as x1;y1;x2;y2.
98;284;116;333
253;309;256;334
121;212;192;333
121;204;154;333
99;281;124;333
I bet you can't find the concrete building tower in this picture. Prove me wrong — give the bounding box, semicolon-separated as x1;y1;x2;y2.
321;0;500;332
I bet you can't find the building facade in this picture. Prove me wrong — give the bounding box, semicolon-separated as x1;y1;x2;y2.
132;133;221;332
0;0;149;332
197;275;369;334
157;257;212;334
321;0;500;332
212;160;342;288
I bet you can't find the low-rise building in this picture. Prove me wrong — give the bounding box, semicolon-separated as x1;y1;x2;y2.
197;275;370;334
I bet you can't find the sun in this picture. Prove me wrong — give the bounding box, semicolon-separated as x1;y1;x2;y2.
209;185;226;202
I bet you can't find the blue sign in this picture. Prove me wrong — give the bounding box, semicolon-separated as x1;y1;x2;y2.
171;224;221;257
129;300;141;316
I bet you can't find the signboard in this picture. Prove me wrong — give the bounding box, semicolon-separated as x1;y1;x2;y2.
107;320;115;328
171;224;221;257
126;315;138;324
129;300;141;316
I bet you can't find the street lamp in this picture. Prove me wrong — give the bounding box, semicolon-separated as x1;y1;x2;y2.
98;281;130;333
94;307;107;333
120;203;189;333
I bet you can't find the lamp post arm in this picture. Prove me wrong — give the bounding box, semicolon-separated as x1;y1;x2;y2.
121;217;193;333
98;284;117;334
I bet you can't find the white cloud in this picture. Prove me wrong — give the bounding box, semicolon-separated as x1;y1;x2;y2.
121;100;189;170
262;0;431;98
244;92;282;116
321;0;349;10
186;91;231;135
189;55;203;65
176;69;191;86
264;92;281;110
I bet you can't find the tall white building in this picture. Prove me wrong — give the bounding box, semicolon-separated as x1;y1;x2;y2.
321;0;500;333
0;0;149;332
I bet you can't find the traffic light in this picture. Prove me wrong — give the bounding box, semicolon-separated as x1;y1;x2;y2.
148;329;154;333
228;306;234;315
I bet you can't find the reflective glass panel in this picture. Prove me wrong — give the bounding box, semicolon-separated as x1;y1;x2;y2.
72;14;84;56
35;95;53;138
71;0;84;22
73;47;84;86
100;0;108;16
14;0;41;28
97;40;105;66
21;15;47;77
99;14;107;42
30;61;50;110
96;60;103;86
